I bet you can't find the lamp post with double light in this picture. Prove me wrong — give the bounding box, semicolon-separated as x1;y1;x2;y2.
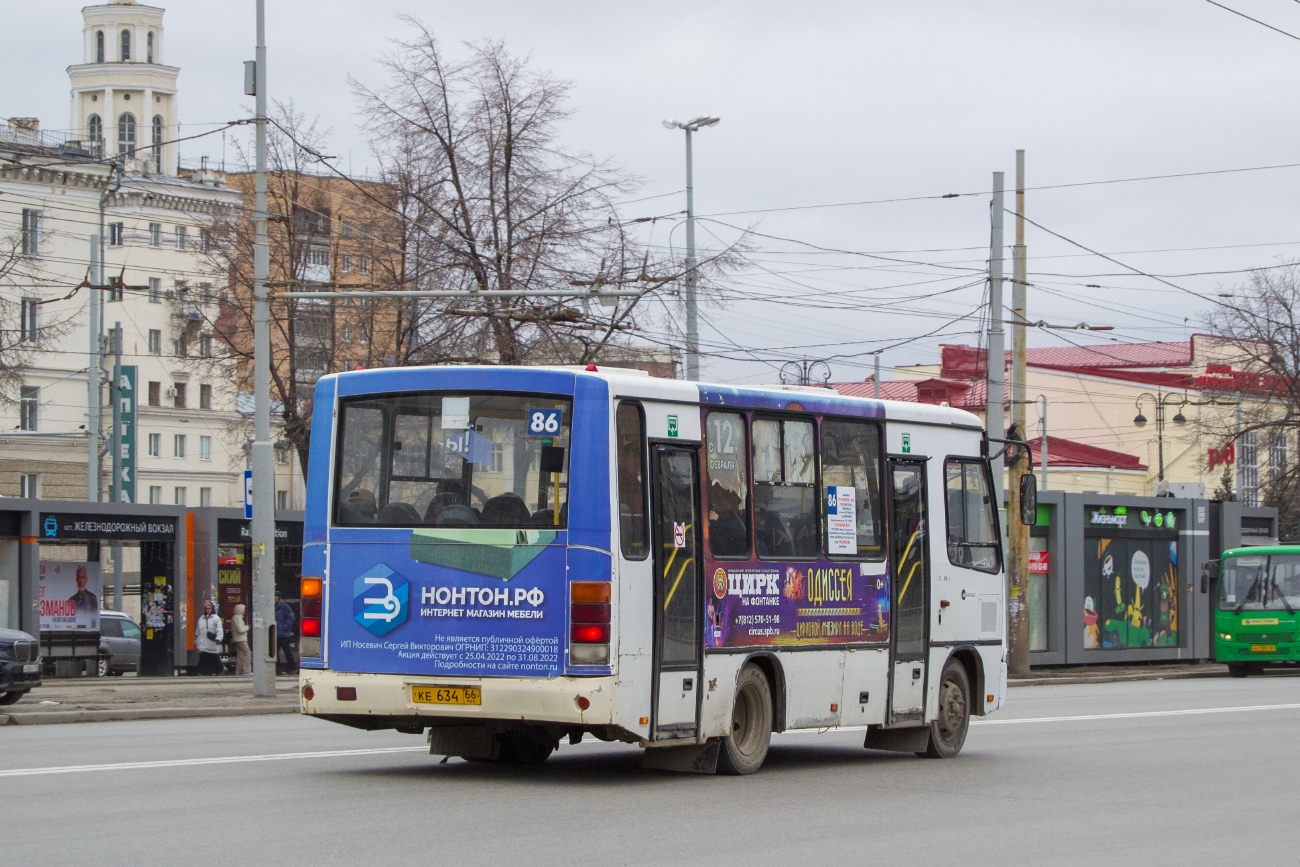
1133;391;1188;484
662;115;719;381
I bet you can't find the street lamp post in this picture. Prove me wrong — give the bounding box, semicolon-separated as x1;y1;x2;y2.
663;115;719;381
1133;391;1188;484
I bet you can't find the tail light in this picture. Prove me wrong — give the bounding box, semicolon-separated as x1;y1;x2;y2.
570;581;610;666
300;576;323;658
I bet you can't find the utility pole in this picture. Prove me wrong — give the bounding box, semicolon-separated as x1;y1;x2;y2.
1038;396;1048;493
87;235;102;501
111;322;123;612
987;173;1006;506
663;116;720;380
1007;151;1030;677
250;0;277;698
874;354;881;399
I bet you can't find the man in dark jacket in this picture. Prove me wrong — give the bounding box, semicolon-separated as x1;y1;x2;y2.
275;591;297;674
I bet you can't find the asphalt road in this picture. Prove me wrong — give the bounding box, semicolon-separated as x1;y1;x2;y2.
3;675;1298;866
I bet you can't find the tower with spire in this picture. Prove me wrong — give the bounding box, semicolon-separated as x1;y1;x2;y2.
67;0;179;173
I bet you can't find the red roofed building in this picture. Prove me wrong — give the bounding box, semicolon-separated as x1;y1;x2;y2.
833;335;1281;498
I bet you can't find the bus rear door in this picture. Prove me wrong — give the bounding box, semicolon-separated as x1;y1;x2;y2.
888;458;930;723
650;444;703;740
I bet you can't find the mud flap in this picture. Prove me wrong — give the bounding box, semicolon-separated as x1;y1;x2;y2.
640;740;720;774
864;725;931;753
429;726;499;761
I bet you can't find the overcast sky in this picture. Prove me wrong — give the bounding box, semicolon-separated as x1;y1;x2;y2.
9;0;1300;384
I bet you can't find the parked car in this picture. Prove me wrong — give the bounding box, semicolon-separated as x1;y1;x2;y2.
0;627;42;704
97;611;142;677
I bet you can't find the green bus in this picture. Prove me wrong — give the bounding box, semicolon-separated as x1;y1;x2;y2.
1213;546;1300;677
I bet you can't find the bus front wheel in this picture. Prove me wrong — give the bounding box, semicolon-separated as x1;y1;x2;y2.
1227;663;1256;678
920;658;970;759
717;665;773;776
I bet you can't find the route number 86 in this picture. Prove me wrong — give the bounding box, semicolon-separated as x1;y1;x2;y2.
528;408;562;436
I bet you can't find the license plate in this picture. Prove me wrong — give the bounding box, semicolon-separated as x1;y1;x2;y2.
412;685;481;706
22;664;38;674
1251;644;1277;653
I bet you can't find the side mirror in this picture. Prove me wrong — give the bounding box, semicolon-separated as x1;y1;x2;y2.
1019;473;1037;525
1200;559;1219;594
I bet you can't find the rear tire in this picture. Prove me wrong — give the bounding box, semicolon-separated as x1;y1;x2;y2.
717;665;773;775
496;730;556;765
920;658;970;759
0;690;26;706
1228;663;1250;678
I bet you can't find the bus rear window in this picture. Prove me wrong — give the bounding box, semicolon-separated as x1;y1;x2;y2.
334;393;572;528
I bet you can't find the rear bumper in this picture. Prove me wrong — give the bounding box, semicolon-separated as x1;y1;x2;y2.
299;669;618;727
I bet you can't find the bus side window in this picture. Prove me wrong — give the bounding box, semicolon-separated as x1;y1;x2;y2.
821;419;883;558
616;403;648;559
706;411;750;558
943;458;1001;573
753;417;819;559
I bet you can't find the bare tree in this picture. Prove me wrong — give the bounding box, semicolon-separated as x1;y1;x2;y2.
0;233;75;406
354;24;704;365
1204;263;1300;539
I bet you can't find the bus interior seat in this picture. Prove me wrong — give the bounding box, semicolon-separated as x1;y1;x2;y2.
482;493;532;526
336;500;370;524
424;491;465;523
531;509;555;526
709;511;748;557
433;504;479;526
377;502;422;524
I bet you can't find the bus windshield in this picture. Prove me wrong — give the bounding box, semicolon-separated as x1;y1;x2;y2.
333;392;571;528
1219;554;1300;613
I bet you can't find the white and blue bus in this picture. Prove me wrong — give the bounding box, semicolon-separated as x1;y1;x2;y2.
298;365;1009;773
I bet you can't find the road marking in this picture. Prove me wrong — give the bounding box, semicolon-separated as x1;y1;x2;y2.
972;702;1300;726
0;746;428;779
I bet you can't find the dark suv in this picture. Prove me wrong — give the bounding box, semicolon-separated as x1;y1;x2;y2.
0;627;42;705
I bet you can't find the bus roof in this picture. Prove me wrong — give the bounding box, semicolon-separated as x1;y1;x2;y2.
323;364;985;430
1223;545;1300;558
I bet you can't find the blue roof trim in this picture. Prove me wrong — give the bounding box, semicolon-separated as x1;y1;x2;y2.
697;384;884;419
332;367;578;398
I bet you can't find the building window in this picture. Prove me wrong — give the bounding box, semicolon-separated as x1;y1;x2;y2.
307;247;330;266
21;209;42;256
20;473;40;499
199;487;212;507
149;223;161;247
120;29;131;61
147;381;160;406
88;114;103;145
96;30;105;63
200;228;212;253
199;383;212;408
200;334;213;359
173;334;188;357
151;115;163;172
108;279;123;302
20;299;38;344
490;440;504;473
1269;433;1290;487
199;435;212;460
148;432;161;457
1240;431;1260;507
148;329;161;355
277;490;288;510
117;112;135;157
175;226;187;250
174;486;186;505
174;434;187;458
146;31;154;64
275;445;289;465
341;254;352;273
148;276;161;302
108;222;124;246
359;256;370;274
340;219;352;238
148;485;162;505
173;382;187;408
19;386;38;432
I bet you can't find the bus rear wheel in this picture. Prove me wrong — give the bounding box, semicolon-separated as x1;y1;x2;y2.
717;665;773;776
920;658;970;759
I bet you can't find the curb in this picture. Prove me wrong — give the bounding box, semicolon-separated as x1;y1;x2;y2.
1010;670;1226;687
1;704;298;726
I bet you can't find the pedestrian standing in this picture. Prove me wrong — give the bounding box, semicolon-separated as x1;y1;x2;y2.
275;590;297;675
195;600;224;676
231;602;252;676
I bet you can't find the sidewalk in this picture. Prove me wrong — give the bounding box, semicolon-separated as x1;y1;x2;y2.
1;661;1251;726
0;675;300;726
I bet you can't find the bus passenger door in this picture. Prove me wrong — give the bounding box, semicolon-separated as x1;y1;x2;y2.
650;445;703;740
888;459;929;723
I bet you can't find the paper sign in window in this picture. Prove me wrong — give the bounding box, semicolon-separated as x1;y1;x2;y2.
826;485;857;554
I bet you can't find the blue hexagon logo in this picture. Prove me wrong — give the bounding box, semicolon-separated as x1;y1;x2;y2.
352;564;409;637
